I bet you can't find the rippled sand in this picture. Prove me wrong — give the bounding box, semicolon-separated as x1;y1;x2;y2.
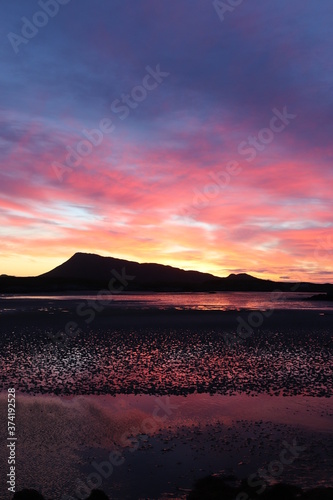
0;307;331;396
0;393;332;499
0;302;332;498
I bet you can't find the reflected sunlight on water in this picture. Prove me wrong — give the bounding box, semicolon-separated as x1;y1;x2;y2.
2;291;333;311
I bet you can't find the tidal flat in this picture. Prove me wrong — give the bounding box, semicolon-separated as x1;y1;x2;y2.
0;297;332;499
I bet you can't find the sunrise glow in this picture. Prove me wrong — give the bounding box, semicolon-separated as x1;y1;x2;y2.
1;1;332;282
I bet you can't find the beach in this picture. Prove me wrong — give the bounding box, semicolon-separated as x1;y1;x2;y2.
0;295;332;498
0;297;332;397
0;393;332;498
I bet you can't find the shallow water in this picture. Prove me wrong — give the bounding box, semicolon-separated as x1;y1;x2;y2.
0;393;332;499
0;300;332;498
2;291;333;312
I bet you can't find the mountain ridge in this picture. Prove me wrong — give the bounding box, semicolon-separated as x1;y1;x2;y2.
38;252;218;283
0;252;332;294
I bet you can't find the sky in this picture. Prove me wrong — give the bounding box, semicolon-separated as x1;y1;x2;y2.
1;0;332;281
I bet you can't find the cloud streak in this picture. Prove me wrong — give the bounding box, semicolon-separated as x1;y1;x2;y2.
0;0;332;280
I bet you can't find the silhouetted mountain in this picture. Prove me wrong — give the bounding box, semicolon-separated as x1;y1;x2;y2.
305;292;333;301
0;252;332;293
39;252;217;289
227;273;258;280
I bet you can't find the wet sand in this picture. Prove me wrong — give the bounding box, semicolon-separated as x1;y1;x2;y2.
0;393;332;499
0;303;332;396
0;300;332;498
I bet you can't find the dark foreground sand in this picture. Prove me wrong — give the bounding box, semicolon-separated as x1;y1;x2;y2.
0;301;332;396
0;393;332;499
0;300;332;499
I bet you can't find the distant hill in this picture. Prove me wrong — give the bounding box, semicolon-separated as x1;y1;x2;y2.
0;252;332;293
38;252;217;288
226;273;258;280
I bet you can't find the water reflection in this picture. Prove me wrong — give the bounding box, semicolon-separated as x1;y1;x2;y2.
2;291;332;311
1;393;332;497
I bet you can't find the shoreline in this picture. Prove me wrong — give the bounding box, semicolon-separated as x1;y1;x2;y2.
0;393;332;498
1;303;332;497
0;306;332;397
